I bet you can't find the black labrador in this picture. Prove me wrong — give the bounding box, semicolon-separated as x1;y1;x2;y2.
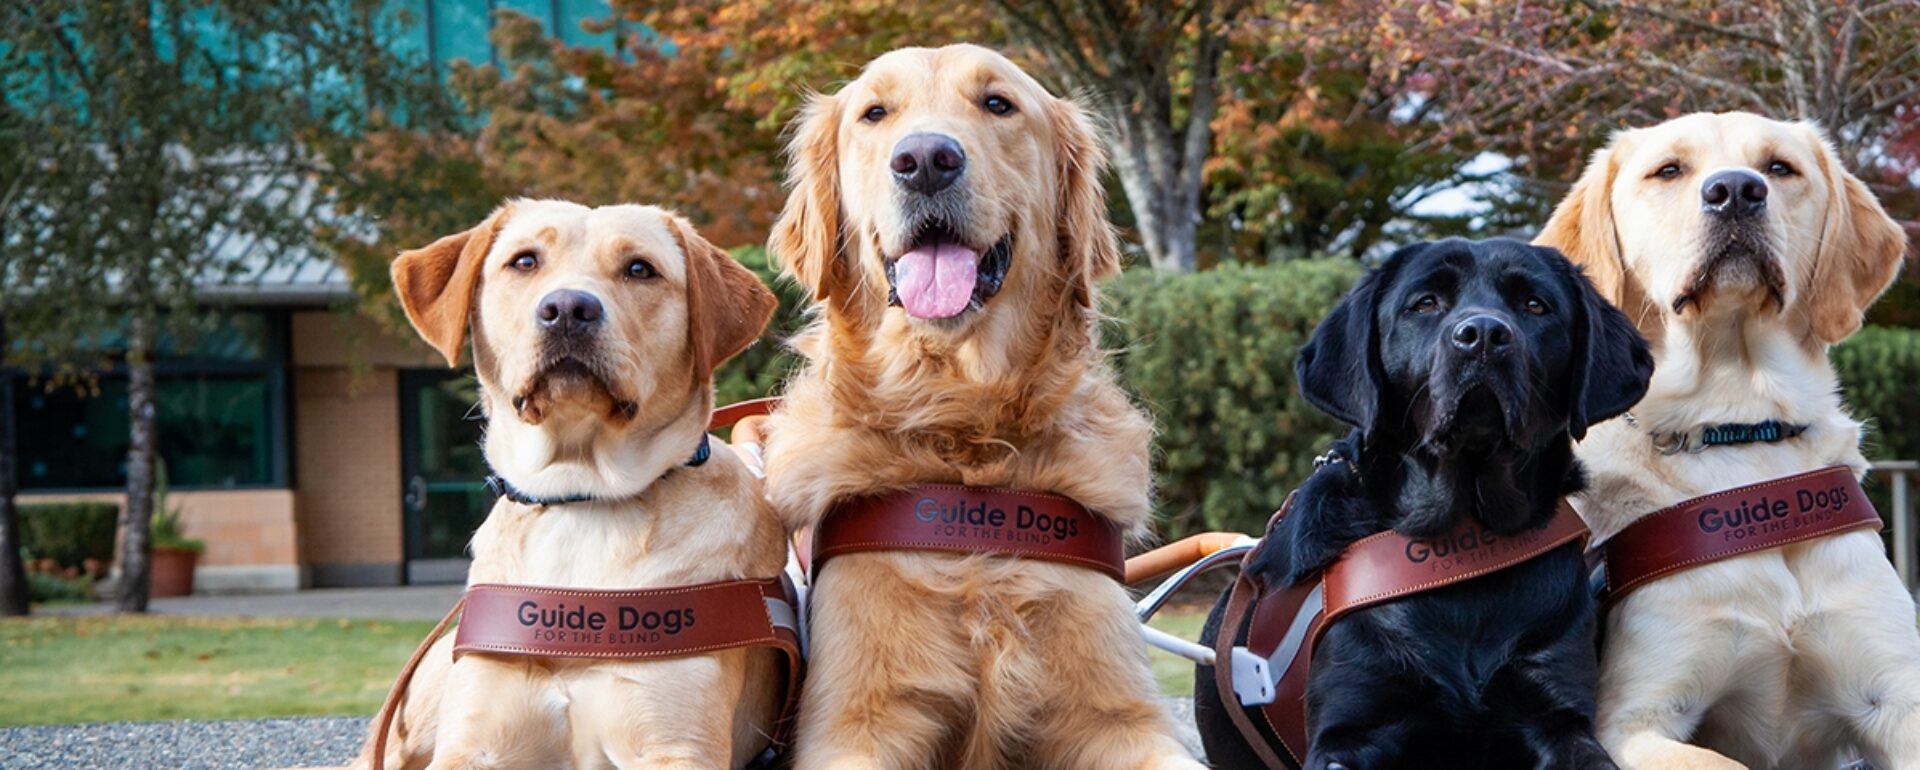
1194;238;1653;770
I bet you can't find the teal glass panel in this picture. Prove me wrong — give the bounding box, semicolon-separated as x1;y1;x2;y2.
557;0;615;51
429;0;492;67
496;0;554;35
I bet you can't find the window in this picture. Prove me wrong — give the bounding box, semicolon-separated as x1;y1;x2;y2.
429;0;493;68
557;0;616;50
10;311;290;491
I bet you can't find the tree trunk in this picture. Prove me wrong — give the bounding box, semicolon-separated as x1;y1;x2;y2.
115;308;158;613
0;312;28;616
1103;93;1204;273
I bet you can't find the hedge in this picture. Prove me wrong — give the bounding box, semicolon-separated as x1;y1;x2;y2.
19;502;119;568
1104;260;1362;537
1834;325;1920;464
716;250;1916;538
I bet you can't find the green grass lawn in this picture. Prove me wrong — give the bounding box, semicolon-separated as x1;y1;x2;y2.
0;616;433;726
0;608;1212;726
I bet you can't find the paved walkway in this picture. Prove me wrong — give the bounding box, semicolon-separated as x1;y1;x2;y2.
41;585;463;621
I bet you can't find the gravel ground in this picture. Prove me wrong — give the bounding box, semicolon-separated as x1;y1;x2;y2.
0;701;1202;769
0;717;370;770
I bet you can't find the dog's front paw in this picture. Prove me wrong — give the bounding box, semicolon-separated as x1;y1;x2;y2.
1612;733;1749;770
1551;737;1620;770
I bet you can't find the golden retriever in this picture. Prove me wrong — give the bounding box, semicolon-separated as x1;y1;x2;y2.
353;199;783;770
1537;112;1918;770
761;45;1202;770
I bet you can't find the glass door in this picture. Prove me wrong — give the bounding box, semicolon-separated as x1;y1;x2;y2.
399;370;491;584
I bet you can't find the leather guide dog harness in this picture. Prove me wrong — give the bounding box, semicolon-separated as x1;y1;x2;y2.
812;485;1129;581
366;404;801;770
1591;465;1882;606
1212;497;1590;769
369;578;803;770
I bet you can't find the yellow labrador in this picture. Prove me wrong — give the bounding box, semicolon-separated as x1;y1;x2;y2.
1538;112;1917;770
352;200;783;770
762;46;1203;770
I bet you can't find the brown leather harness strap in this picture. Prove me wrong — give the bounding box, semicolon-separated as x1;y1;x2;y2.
366;578;803;770
370;597;464;770
710;397;780;431
1595;465;1881;605
1216;501;1590;767
811;485;1128;581
1215;570;1294;770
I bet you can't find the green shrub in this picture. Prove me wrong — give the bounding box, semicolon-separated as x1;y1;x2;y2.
19;502;118;568
1834;325;1920;463
713;246;810;409
27;571;95;604
704;256;1918;539
1104;260;1363;538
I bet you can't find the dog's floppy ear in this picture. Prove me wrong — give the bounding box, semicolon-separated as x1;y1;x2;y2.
770;92;844;302
1564;252;1654;439
391;204;513;366
1537;134;1667;340
1051;96;1122;306
1294;256;1394;436
1538;137;1626;304
670;216;779;381
1804;125;1908;345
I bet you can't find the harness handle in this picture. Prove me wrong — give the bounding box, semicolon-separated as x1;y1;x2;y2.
1126;532;1252;585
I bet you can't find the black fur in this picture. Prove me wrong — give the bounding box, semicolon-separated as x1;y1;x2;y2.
1195;239;1653;770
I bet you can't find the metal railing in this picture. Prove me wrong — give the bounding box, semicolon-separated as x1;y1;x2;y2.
1873;460;1917;591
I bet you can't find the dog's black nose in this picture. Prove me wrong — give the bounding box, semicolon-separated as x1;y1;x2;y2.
536;289;603;336
1701;169;1768;217
891;133;966;195
1450;314;1513;357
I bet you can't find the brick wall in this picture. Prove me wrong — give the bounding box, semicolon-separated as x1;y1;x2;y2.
291;310;441;587
15;489;304;593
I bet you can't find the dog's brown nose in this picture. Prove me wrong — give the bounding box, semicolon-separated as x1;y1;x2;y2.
1702;169;1767;217
891;133;966;195
1450;314;1513;358
537;289;603;336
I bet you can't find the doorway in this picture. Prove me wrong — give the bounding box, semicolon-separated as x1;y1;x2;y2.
398;370;490;584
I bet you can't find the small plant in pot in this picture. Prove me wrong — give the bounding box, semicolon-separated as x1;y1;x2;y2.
148;461;203;598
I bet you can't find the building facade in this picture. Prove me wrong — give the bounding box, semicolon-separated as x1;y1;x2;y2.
11;0;623;591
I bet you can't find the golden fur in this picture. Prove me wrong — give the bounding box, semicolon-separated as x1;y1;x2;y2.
355;200;784;770
1537;113;1919;770
762;46;1200;770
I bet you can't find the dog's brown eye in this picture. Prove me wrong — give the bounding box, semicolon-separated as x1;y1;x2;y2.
1652;163;1683;180
1412;295;1441;313
983;95;1016;116
1524;297;1550;316
861;104;887;123
509;252;539;272
1765;159;1796;177
626;259;657;280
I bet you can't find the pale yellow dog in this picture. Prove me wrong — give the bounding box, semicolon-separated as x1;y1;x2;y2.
351;199;783;770
1539;113;1918;770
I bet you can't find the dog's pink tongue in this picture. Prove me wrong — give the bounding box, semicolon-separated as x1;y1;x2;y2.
893;242;978;319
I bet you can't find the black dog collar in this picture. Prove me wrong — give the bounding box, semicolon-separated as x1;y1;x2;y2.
1631;415;1810;455
485;434;712;507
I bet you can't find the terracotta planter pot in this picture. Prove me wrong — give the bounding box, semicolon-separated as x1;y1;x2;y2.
150;546;199;598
